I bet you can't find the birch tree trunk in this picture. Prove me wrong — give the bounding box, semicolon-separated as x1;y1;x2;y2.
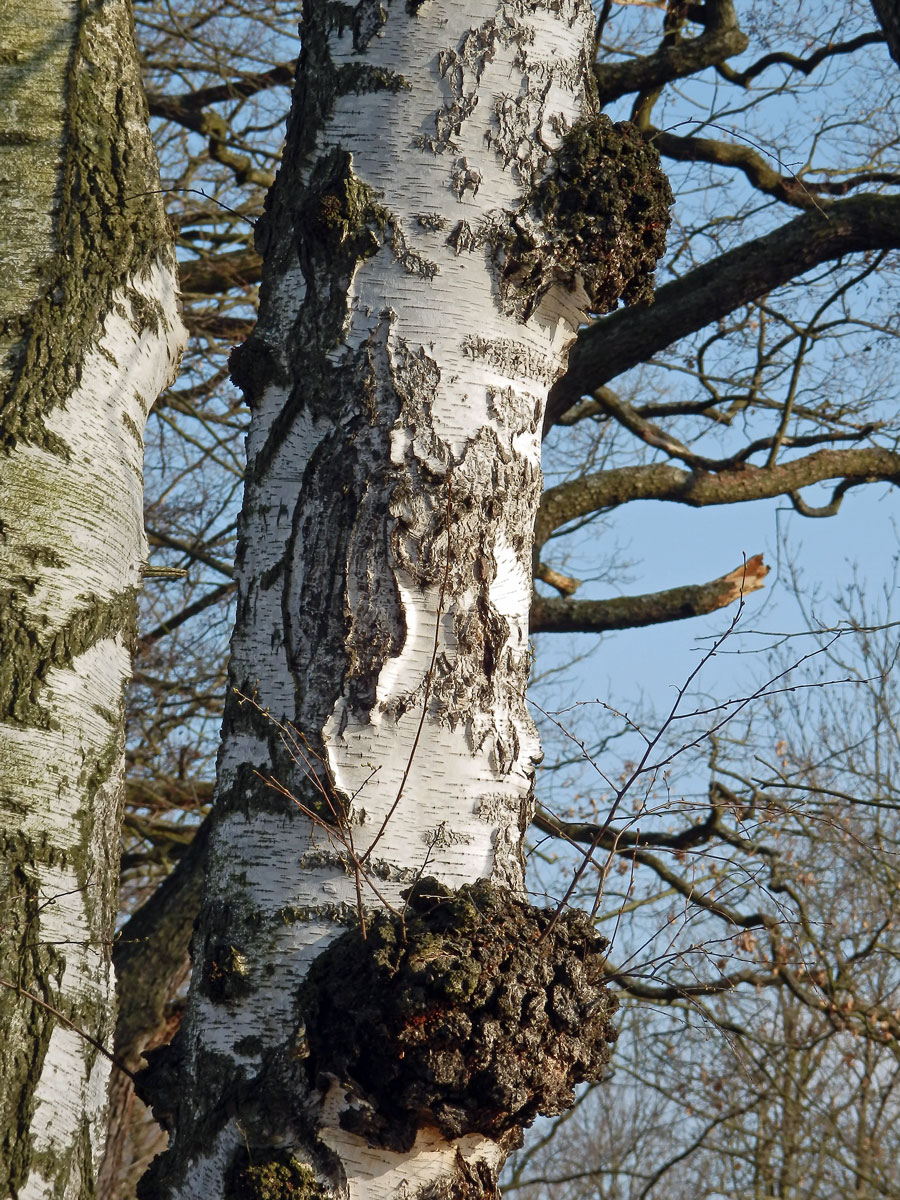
141;0;668;1195
0;3;185;1195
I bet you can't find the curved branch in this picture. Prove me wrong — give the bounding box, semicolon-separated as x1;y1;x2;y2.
594;0;748;104
648;126;818;209
788;477;859;517
546;193;900;429
147;96;275;188
594;389;876;472
178;248;263;295
716;30;883;86
531;555;768;634
624;844;773;928
532;803;723;852
609;966;780;1001
533;801;776;929
654;124;900;206
535;446;900;549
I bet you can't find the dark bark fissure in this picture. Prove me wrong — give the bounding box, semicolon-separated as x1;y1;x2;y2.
227;141;400;782
281;320;402;731
100;819;211;1200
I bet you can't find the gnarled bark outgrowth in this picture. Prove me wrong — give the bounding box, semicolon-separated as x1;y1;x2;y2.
298;881;617;1153
0;2;185;1196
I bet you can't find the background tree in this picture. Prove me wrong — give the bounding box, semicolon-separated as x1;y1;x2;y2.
0;1;184;1196
506;585;900;1198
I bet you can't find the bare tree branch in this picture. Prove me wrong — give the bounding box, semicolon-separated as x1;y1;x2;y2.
145;63;295;120
594;0;749;105
717;30;884;86
178;248;262;295
531;555;768;633
535;446;900;550
547;194;900;429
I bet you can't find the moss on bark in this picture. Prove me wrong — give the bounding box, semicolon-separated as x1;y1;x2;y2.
0;587;138;727
0;0;175;454
227;1151;327;1200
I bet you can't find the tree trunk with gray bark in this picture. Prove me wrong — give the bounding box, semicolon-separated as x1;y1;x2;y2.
140;0;670;1195
0;3;185;1195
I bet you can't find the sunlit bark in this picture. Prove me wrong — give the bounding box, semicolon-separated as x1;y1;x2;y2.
0;3;185;1195
139;0;665;1193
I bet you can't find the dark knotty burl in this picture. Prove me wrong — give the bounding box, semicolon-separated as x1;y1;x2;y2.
299;879;618;1153
201;942;254;1003
497;116;674;318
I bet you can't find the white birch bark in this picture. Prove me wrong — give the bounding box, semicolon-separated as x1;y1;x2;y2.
144;0;662;1194
0;3;185;1196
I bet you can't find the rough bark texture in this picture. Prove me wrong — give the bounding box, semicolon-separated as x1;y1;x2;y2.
140;0;668;1196
0;2;185;1196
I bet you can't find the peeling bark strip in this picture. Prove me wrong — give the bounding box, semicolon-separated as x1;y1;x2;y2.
147;1;667;1195
0;2;185;1196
